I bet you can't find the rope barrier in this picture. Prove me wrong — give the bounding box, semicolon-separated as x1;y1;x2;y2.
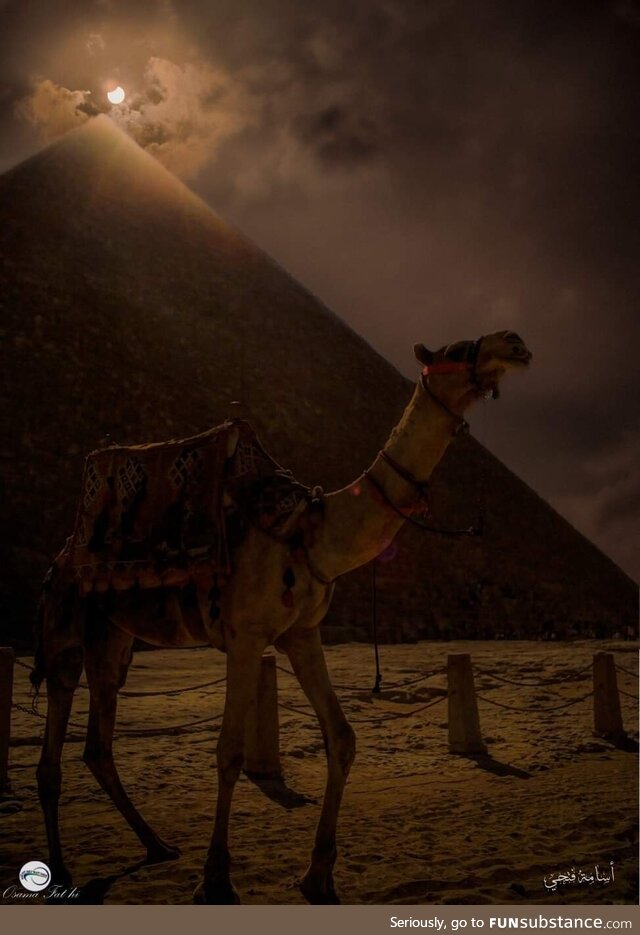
275;662;443;693
119;675;227;698
116;713;223;736
386;670;444;689
619;688;639;702
473;662;593;687
7;652;631;749
615;663;639;679
278;693;446;725
474;680;573;704
15;655;627;701
16;654;125;696
348;695;446;724
11;701;222;736
13;701;46;720
12;701;87;732
13;657;228;698
476;692;593;713
277;701;317;720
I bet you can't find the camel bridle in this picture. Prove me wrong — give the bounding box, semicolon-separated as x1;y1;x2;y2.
420;335;493;413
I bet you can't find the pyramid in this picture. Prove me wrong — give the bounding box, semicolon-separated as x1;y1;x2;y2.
1;116;636;645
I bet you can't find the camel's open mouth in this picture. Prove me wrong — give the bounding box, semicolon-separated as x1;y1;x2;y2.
505;348;533;368
474;353;530;397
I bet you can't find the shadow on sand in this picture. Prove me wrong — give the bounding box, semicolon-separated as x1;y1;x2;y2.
465;753;531;779
607;732;639;753
72;778;315;903
70;859;148;905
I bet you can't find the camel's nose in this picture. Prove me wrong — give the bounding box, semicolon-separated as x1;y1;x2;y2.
511;345;532;363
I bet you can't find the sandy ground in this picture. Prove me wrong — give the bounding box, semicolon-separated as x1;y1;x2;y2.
1;639;638;905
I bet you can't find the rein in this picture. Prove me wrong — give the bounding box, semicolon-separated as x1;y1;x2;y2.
364;360;486;692
420;376;469;436
365;336;494;690
363;461;481;536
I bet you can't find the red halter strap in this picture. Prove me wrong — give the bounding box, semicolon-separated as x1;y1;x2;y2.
421;362;472;376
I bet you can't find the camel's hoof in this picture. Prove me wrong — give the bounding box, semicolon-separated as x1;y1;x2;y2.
193;880;241;905
299;876;341;905
146;842;181;865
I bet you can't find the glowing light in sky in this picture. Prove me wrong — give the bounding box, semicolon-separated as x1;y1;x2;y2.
107;86;126;105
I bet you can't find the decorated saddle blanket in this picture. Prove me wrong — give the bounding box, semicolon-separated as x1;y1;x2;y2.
57;419;314;594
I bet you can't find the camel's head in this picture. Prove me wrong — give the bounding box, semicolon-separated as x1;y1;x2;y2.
413;330;532;413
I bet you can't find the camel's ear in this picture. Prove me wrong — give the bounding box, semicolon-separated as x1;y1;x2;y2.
413;343;434;366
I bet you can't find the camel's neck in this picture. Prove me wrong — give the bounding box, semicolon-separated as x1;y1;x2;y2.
309;381;461;581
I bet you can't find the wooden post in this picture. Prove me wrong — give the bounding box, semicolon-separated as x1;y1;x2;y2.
593;652;624;737
448;653;486;755
244;655;282;779
0;648;14;792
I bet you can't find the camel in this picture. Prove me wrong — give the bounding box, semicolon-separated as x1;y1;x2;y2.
31;329;531;904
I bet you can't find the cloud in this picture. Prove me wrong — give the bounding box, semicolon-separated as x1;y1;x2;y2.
551;431;640;581
590;431;640;534
109;57;254;179
292;105;378;168
14;78;97;141
14;56;255;181
86;33;105;56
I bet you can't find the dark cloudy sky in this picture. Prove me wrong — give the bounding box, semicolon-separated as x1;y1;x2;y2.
1;0;639;582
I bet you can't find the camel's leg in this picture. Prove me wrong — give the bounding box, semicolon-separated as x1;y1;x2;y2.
83;622;179;863
278;626;355;904
36;594;84;887
198;630;268;904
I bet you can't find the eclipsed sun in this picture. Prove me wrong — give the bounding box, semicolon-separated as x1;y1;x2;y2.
107;86;126;105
